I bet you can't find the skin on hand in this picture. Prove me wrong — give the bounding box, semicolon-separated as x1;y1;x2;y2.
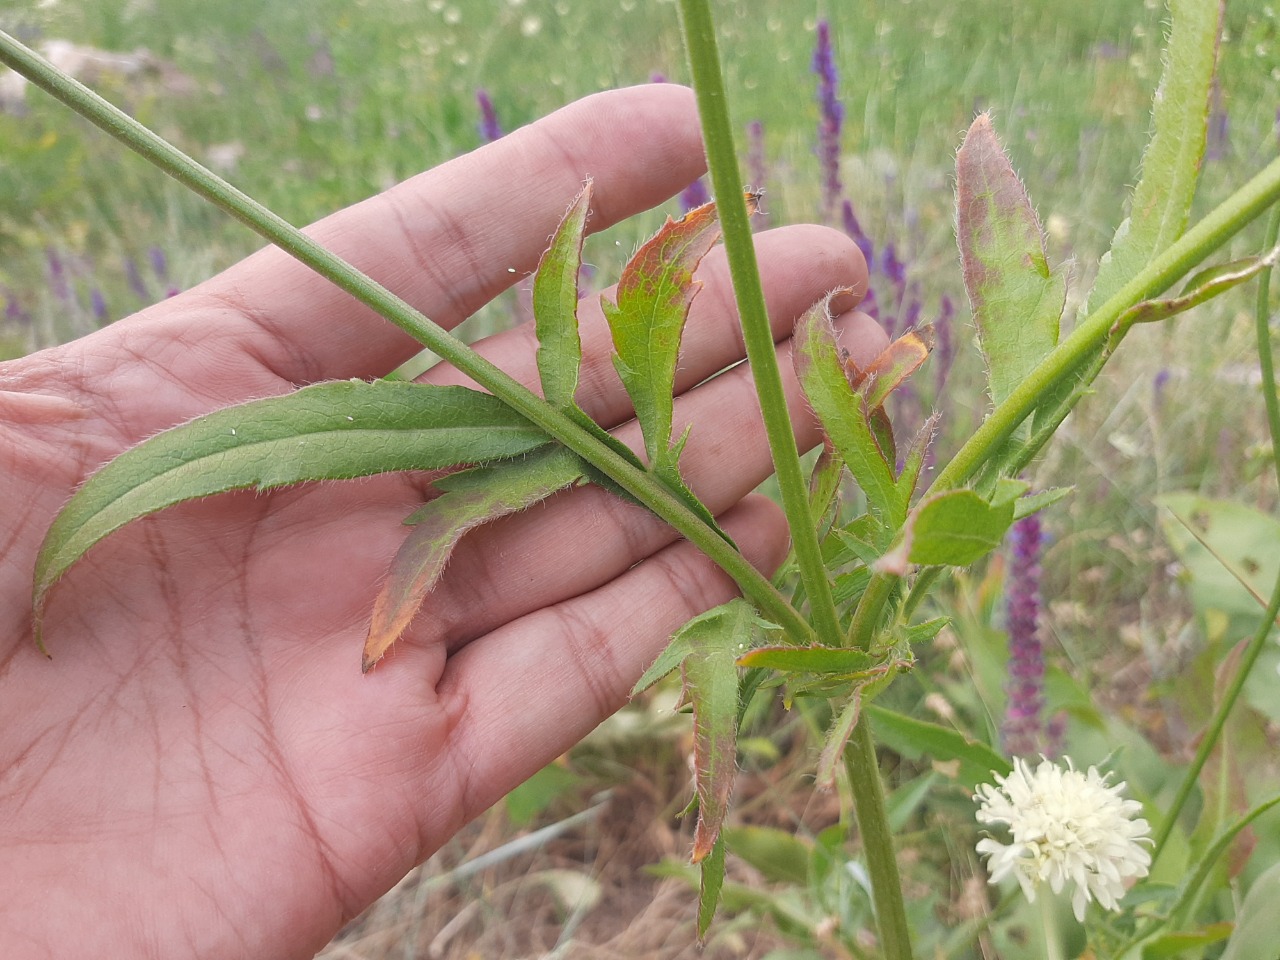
0;84;876;959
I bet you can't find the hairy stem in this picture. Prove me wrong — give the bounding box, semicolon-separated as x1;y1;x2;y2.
1151;205;1280;862
676;0;841;645
0;29;812;644
845;721;914;960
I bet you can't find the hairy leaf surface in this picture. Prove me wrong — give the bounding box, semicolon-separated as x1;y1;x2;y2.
534;182;591;410
362;446;583;671
602;199;723;471
682;600;758;863
1086;0;1224;314
877;488;1016;573
794;290;903;525
956;113;1065;410
34;380;549;638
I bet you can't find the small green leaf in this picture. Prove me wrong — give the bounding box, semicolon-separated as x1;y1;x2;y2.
723;825;812;886
848;325;935;411
1086;0;1224;314
682;599;760;863
602;199;723;471
879;488;1017;572
902;616;950;645
1013;486;1072;521
363;446;583;671
956;113;1065;410
632;630;694;697
34;380;550;641
1112;250;1279;344
533;181;592;410
816;691;864;789
793;290;903;525
867;705;1012;788
1221;861;1280;960
735;644;877;676
697;835;727;942
895;412;939;505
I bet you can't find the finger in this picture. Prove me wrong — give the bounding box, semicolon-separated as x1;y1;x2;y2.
420;223;870;430
434;493;789;824
146;84;708;389
385;308;884;659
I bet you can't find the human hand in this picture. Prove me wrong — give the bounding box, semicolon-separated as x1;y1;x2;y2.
0;85;876;959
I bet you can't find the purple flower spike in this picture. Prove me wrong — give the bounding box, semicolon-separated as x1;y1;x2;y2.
861;285;879;322
841;199;874;270
125;257;149;301
148;246;169;282
812;20;844;221
90;287;109;323
475;89;503;143
1002;513;1047;758
882;242;906;292
46;248;71;303
679;177;710;213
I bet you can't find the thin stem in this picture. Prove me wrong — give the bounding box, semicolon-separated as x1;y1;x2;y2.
1039;895;1065;960
845;722;913;960
1151;205;1280;863
675;0;842;646
0;29;812;644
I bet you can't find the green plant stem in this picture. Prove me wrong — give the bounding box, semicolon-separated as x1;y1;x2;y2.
1151;204;1280;864
0;29;813;645
845;721;913;960
1039;895;1064;960
675;0;841;646
848;568;897;651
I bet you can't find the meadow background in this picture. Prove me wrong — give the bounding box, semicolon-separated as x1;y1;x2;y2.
2;0;1279;956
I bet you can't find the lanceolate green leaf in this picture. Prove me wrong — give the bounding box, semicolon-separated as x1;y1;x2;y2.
677;599;763;863
736;644;877;676
362;446;583;671
34;380;550;636
601;199;723;472
793;290;902;526
877;488;1016;573
533;181;592;410
867;705;1012;788
956;113;1065;410
1086;0;1224;314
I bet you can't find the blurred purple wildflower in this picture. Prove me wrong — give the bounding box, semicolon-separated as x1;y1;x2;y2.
476;88;503;143
812;20;844;221
1002;513;1047;758
841;199;874;270
1153;367;1171;409
679;177;711;213
125;257;149;300
148;246;169;282
89;288;108;323
4;290;31;326
46;248;71;303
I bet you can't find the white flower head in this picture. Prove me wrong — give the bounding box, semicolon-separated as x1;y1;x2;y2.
975;756;1152;921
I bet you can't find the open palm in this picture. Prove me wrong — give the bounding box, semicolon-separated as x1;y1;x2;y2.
0;86;875;959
